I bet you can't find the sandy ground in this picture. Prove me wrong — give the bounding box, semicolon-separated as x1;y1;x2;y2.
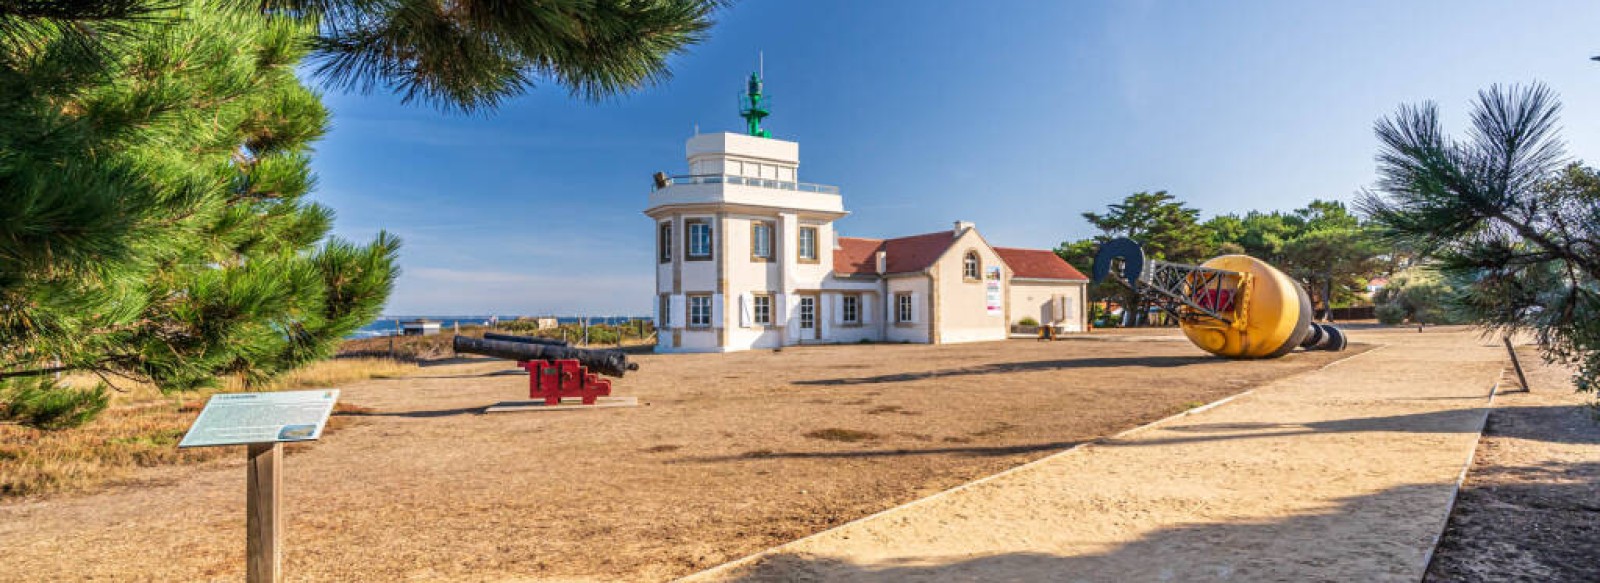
0;335;1353;582
1425;348;1600;582
692;326;1505;582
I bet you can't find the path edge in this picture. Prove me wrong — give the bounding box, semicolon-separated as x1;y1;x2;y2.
1417;368;1504;581
678;344;1385;582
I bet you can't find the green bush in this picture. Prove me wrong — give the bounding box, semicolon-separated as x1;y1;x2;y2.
1375;303;1407;325
1017;316;1040;327
1374;267;1468;325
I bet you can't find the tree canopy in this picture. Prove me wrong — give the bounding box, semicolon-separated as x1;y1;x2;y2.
0;0;722;112
1060;192;1385;324
0;1;397;427
1359;82;1600;396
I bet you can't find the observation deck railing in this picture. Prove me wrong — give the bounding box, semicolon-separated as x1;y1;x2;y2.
654;174;839;194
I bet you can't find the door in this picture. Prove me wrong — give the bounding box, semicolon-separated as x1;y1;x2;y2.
798;295;820;340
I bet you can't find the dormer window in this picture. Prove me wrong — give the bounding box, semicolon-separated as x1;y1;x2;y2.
963;251;980;281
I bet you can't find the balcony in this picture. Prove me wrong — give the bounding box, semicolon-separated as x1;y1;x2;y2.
653;174;839;195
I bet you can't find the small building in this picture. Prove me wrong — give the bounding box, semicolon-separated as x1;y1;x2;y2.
644;71;1088;353
515;317;560;330
400;319;441;336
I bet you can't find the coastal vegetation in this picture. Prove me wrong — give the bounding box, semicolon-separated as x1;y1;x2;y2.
0;0;719;429
0;3;398;428
1360;83;1600;398
1056;195;1387;325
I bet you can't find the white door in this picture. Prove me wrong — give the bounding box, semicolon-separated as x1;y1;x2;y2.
798;296;818;339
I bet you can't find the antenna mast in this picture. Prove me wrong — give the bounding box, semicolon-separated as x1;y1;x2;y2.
740;55;771;138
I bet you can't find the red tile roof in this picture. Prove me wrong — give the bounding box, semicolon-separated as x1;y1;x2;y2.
833;236;884;276
834;231;962;275
994;247;1088;281
835;232;1087;281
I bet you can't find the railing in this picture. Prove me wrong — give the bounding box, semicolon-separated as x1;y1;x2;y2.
654;174;839;194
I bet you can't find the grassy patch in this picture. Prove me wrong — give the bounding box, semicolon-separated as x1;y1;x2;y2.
0;358;409;500
640;444;682;454
803;428;881;442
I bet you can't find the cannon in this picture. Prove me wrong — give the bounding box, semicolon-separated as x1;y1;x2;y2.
482;331;569;347
453;335;639;406
453;336;636;377
1092;237;1346;359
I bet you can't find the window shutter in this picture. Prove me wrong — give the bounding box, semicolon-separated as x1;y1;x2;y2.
654;297;664;327
712;294;724;328
910;292;921;323
670;295;686;329
739;293;752;328
830;294;841;325
861;295;872;324
772;293;787;326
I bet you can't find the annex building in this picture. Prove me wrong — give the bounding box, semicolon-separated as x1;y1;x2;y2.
646;73;1088;353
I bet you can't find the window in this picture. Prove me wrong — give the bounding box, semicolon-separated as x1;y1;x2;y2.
688;294;712;328
658;222;673;263
798;227;818;262
896;293;913;323
963;251;980;280
842;294;860;324
686;219;712;260
752;294;771;325
751;221;773;260
659;294;670;326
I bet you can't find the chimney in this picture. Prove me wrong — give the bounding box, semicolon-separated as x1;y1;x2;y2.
875;250;887;275
953;220;975;237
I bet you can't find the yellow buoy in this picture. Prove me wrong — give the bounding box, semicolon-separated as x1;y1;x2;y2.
1092;238;1340;359
1178;255;1313;359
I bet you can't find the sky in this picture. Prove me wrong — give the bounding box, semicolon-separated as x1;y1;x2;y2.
309;1;1600;317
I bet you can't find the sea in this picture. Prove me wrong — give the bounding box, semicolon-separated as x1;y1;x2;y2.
351;316;646;339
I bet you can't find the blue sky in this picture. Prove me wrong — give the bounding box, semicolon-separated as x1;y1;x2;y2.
310;0;1600;316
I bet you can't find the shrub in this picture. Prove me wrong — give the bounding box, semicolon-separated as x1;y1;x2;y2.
1017;316;1040;327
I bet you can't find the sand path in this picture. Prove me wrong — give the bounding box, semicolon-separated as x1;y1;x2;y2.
689;327;1505;582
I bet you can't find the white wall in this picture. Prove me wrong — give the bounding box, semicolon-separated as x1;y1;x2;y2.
1008;280;1088;332
885;276;932;343
932;229;1009;344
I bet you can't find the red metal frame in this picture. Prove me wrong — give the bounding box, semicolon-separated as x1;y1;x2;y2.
518;359;612;405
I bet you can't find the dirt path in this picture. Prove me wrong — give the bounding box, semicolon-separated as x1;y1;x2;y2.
691;327;1505;582
1425;348;1600;582
0;336;1353;582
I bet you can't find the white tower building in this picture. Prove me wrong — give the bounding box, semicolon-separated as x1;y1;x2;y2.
646;72;1090;352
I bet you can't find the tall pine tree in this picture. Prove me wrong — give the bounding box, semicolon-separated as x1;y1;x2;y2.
0;1;398;427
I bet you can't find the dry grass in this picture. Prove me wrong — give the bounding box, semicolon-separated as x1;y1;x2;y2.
0;358;411;500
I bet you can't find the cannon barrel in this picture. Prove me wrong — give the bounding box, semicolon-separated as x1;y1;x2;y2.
452;336;638;377
482;331;569;347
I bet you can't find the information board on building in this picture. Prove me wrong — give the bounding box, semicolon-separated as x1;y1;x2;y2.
985;266;1004;315
179;389;340;448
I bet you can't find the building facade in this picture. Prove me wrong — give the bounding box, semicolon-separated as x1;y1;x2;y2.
645;77;1087;353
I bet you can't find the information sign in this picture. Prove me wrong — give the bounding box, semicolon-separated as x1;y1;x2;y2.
179;390;340;448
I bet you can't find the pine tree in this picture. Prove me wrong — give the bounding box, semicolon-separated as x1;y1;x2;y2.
1360;83;1600;398
0;1;398;427
1;0;722;112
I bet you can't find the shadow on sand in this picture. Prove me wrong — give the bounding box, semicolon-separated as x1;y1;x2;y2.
714;462;1599;582
794;355;1217;387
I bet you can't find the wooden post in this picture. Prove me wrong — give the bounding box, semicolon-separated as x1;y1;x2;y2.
1503;336;1530;392
247;442;282;583
246;442;283;583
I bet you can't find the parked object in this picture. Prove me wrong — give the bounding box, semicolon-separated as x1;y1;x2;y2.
1092;238;1346;358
